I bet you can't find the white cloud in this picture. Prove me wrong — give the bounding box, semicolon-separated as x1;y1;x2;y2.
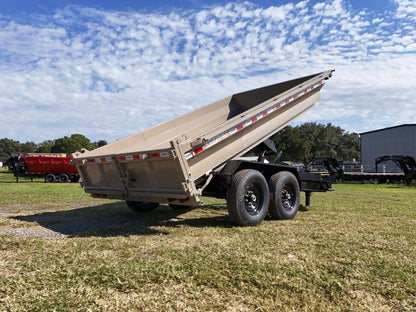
0;0;415;143
394;0;416;20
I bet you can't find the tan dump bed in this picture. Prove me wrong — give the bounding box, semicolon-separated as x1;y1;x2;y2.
73;70;334;206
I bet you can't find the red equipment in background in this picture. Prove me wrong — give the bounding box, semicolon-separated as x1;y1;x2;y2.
12;154;80;183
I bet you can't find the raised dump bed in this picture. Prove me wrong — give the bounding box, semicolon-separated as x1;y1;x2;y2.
74;70;334;226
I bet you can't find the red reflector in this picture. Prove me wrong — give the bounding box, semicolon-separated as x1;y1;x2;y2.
193;147;204;155
119;156;126;161
251;117;258;122
151;153;161;158
167;198;176;202
275;104;281;109
89;158;95;162
237;125;244;131
262;111;268;116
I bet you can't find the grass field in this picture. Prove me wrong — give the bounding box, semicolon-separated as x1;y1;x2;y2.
0;168;415;311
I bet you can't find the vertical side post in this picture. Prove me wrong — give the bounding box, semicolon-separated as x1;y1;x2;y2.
305;191;311;206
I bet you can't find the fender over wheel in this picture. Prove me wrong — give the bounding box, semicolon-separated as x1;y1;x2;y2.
226;169;269;226
269;171;300;220
126;201;159;212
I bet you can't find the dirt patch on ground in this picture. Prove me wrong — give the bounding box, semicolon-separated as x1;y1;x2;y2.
0;226;66;239
0;201;190;238
0;201;124;239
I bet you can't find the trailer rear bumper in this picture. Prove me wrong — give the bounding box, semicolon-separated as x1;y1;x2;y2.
84;186;202;206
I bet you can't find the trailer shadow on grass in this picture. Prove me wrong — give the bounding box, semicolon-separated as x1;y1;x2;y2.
11;202;233;238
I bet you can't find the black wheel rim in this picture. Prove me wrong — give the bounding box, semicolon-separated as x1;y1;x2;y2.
244;183;263;215
281;185;296;211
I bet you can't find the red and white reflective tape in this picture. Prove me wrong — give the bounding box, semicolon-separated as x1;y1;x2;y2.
79;151;170;164
88;156;113;163
185;79;325;160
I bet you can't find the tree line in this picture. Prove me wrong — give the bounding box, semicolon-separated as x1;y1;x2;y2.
0;123;360;161
251;122;360;162
0;134;107;158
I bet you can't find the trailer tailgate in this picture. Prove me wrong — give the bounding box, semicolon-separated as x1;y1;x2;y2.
75;146;203;206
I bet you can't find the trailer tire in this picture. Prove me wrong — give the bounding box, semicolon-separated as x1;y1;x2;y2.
269;171;300;220
58;173;70;183
226;169;269;226
70;176;80;183
126;201;159;212
45;173;56;183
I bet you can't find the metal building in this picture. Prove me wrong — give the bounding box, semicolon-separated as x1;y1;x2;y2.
360;124;416;172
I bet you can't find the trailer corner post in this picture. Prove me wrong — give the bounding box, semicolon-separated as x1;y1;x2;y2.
171;139;203;204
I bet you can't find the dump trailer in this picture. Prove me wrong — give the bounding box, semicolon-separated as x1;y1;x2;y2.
73;70;334;226
13;154;79;183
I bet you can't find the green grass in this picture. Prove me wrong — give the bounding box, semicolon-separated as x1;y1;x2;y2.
0;168;415;311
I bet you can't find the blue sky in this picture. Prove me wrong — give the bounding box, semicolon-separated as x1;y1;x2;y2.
0;0;397;14
1;0;415;143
